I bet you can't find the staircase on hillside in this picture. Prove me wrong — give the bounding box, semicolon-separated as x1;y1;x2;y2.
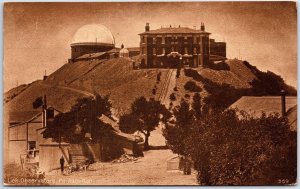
68;144;88;164
158;69;177;108
68;143;98;164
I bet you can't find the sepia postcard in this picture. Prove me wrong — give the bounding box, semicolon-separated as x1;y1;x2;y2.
3;1;297;186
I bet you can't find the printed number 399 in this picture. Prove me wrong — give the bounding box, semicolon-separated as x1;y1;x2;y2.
278;179;289;184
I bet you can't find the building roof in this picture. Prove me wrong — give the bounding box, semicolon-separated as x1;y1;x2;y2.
99;114;119;131
287;105;297;131
9;107;63;126
9;110;42;124
76;52;107;59
127;47;140;52
139;27;211;35
99;114;136;141
230;96;297;117
107;48;121;53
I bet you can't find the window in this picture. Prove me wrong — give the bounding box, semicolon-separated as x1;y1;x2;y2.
28;141;37;157
28;141;36;150
141;36;145;43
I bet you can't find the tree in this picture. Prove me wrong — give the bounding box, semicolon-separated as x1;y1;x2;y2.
192;93;201;119
169;93;176;101
119;96;170;150
184;81;202;92
32;96;43;109
43;93;113;143
163;99;194;155
157;72;161;83
168;109;297;185
176;67;181;78
152;88;156;95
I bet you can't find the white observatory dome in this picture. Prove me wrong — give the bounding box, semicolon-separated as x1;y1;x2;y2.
72;24;115;44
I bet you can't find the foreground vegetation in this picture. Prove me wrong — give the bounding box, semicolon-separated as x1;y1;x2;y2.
163;98;296;185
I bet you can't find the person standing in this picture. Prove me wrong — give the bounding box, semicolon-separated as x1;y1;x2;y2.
60;156;65;174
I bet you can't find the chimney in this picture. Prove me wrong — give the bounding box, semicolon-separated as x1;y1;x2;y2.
281;90;286;117
201;22;205;31
145;23;150;32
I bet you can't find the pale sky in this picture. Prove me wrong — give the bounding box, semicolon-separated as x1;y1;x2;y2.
4;2;297;92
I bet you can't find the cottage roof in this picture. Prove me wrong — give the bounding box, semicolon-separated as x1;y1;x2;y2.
9;107;63;126
287;105;297;131
99;114;119;131
229;96;297;117
99;114;136;141
9;110;42;124
139;27;211;35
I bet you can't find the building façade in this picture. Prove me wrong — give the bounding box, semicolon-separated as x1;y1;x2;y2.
139;23;226;68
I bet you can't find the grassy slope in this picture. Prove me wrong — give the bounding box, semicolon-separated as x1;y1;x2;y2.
4;83;32;103
5;58;169;117
173;59;258;106
5;80;86;114
68;58;169;115
4;58;264;118
198;59;257;89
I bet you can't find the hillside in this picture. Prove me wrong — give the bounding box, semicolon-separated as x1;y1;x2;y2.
4;82;33;103
4;57;296;120
5;58;170;117
171;59;296;111
199;59;257;89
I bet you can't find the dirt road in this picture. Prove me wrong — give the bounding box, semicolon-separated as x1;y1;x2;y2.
45;149;197;185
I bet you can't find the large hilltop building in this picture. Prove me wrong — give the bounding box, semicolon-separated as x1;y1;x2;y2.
68;23;226;67
138;23;226;68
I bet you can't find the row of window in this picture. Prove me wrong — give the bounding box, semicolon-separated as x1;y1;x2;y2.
141;47;210;55
141;36;206;44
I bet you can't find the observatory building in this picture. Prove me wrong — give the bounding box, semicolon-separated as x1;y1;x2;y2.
139;23;226;68
70;24;115;60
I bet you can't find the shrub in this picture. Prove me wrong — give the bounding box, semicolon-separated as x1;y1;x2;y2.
184;81;202;92
174;86;178;91
176;67;181;78
157;72;161;83
185;94;190;98
184;68;250;111
169;93;176;101
207;61;230;71
152;88;156;95
164;108;297;185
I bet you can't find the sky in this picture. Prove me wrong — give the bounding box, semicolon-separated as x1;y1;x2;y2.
4;2;297;92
